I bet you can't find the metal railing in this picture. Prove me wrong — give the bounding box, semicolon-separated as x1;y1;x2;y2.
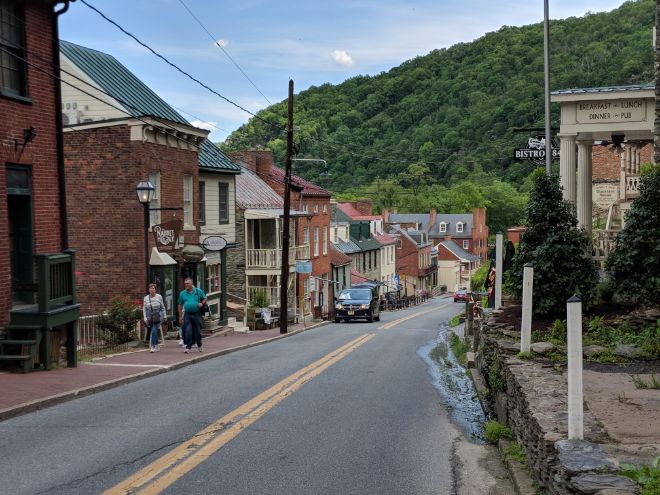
247;286;280;306
592;229;618;267
77;314;141;360
35;250;77;311
246;244;310;269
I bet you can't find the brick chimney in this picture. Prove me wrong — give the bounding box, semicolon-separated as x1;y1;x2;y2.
230;149;273;176
352;200;373;216
429;208;437;229
381;208;389;223
444;234;452;242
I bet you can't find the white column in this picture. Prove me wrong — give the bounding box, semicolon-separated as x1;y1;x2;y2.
559;134;577;203
495;233;503;309
520;264;534;353
567;295;584;440
577;140;593;232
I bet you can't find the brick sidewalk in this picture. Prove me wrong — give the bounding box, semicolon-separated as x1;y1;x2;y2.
0;321;329;421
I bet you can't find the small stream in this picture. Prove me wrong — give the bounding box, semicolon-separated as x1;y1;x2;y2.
417;323;486;443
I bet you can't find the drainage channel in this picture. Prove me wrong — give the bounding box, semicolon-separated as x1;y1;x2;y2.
417;323;485;443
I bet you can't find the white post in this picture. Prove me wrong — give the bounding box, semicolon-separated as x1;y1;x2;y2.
495;233;503;309
567;295;584;440
520;264;534;353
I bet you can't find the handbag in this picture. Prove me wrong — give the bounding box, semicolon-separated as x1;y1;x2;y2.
149;297;162;324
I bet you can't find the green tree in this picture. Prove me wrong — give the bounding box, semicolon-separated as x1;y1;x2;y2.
606;166;660;304
508;170;598;317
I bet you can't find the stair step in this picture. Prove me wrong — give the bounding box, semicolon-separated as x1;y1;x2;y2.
0;354;32;361
0;339;37;346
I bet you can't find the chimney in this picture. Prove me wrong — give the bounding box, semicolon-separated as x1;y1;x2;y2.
444;234;452;242
381;208;389;223
230;151;257;173
255;151;273;178
352;200;373;216
229;149;274;176
429;208;437;229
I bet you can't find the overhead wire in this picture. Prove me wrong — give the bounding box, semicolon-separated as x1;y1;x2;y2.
176;0;273;106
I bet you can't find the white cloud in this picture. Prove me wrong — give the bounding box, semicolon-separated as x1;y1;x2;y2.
190;119;218;131
331;50;355;67
214;39;229;48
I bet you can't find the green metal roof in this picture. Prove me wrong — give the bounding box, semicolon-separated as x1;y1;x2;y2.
60;40;241;173
198;140;241;173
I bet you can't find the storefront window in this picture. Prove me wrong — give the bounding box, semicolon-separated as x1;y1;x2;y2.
206;263;220;294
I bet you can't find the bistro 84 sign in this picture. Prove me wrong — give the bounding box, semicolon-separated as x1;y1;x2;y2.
514;135;560;167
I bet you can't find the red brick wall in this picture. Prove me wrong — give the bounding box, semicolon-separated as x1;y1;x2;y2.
472;207;489;262
0;2;62;326
592;143;653;181
64;125;200;315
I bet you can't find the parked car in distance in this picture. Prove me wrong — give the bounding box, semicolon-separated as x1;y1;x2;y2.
453;289;469;303
335;284;381;323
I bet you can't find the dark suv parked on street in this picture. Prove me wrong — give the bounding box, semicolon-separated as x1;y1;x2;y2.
334;284;381;323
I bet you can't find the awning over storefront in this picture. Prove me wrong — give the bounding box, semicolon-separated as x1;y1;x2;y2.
149;247;177;266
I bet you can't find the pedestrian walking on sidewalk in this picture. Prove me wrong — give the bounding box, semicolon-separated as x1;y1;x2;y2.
143;283;166;353
177;277;207;353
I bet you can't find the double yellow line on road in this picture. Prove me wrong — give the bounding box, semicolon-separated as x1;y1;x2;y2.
104;333;374;495
378;305;446;330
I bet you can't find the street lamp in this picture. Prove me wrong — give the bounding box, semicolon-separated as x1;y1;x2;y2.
136;180;155;289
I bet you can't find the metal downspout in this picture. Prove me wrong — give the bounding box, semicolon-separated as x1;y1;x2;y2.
53;0;72;251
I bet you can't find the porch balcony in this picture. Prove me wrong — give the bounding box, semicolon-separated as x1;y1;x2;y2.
6;250;80;370
246;244;310;270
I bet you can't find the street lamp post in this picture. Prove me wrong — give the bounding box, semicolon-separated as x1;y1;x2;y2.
136;180;155;290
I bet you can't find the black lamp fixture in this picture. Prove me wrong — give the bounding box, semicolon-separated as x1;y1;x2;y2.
136;180;156;289
15;126;36;153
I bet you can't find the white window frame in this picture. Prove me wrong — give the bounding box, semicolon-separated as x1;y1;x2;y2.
313;227;319;257
206;263;220;294
322;204;327;214
183;174;193;227
463;239;469;249
313;204;319;213
457;222;464;233
322;226;328;255
439;222;447;233
149;171;161;227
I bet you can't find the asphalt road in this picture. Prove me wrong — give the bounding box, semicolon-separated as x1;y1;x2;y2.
0;296;510;494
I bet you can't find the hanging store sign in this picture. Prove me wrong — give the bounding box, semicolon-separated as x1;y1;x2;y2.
514;135;560;167
201;235;227;252
296;260;312;273
152;219;182;252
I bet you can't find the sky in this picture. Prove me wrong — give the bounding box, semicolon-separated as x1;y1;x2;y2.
59;0;629;142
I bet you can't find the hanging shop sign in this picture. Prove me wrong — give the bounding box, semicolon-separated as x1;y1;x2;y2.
296;260;313;273
201;235;227;252
152;219;182;252
514;135;560;167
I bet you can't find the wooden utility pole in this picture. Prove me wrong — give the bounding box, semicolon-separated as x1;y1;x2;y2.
280;80;294;334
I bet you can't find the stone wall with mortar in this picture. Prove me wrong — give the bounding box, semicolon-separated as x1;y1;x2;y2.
476;311;639;495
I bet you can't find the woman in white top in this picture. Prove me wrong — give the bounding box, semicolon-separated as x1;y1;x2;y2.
143;283;166;353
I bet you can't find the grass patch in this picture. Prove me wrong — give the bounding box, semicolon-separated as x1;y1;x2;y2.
630;374;660;390
502;441;528;467
517;351;535;360
484;420;513;444
450;333;469;367
586;349;630;364
619;457;660;495
449;313;462;327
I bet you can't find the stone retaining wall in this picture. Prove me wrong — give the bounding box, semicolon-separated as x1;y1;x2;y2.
475;311;639;495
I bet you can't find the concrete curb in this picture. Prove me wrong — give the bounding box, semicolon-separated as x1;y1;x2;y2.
0;321;330;422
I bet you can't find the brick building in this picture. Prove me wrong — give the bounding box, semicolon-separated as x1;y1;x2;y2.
1;0;78;369
231;150;332;318
59;40;241;319
387;225;434;296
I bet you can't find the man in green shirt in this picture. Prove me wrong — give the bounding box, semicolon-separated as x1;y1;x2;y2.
177;277;207;353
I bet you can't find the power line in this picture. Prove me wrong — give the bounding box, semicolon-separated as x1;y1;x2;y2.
78;0;283;132
176;0;273;106
0;45;213;152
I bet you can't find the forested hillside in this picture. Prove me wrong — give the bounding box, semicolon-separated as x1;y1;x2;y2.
222;0;654;232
